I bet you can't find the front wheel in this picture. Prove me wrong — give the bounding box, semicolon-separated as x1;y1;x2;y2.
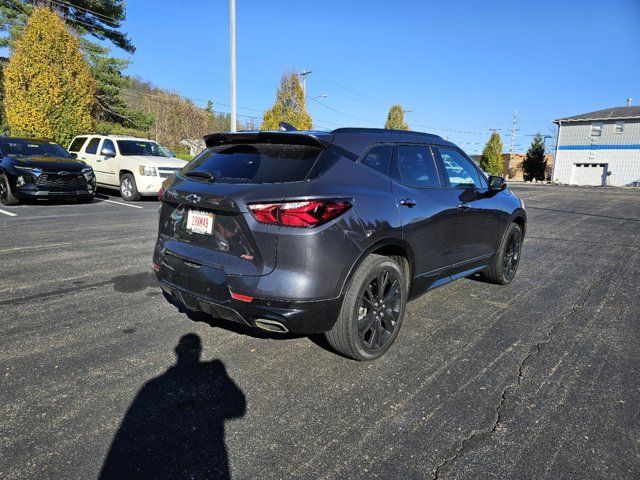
481;223;523;284
120;173;140;202
325;254;407;361
0;174;19;206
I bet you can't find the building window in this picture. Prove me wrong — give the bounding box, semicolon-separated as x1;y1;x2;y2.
614;121;624;134
590;122;603;137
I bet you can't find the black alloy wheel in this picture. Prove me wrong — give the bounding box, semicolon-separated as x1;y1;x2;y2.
325;254;407;361
358;269;402;351
480;222;523;285
502;228;522;281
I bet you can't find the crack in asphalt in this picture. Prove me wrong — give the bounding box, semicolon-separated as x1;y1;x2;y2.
430;270;611;480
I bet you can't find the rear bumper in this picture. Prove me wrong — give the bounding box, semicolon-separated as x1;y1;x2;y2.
154;263;342;335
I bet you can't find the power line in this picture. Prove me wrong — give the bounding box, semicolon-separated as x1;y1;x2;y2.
43;0;221;56
121;87;342;129
124;87;264;113
310;98;381;125
48;0;122;24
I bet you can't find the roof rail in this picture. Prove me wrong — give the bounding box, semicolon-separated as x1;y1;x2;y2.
330;127;442;139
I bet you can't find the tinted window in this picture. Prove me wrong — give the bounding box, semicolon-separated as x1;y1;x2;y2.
182;143;322;184
438;148;484;189
361;145;392;176
117;140;171;157
394;145;440;188
0;139;70;158
69;137;87;152
102;139;115;153
85;138;100;154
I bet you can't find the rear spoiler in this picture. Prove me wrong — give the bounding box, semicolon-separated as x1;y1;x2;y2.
203;131;334;149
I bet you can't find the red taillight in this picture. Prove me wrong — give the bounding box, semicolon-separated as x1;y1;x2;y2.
158;186;165;202
230;290;253;302
248;200;351;227
248;203;280;224
152;262;161;272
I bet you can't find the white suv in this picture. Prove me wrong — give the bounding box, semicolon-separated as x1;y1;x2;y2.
67;135;188;201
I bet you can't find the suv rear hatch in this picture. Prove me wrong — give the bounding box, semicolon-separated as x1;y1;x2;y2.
157;132;334;277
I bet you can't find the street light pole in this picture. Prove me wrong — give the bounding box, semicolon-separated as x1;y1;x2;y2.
229;0;237;132
300;70;312;103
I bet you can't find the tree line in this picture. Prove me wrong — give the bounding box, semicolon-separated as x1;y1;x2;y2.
0;1;549;176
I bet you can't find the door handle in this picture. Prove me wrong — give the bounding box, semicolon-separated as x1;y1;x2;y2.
399;198;416;207
458;202;470;211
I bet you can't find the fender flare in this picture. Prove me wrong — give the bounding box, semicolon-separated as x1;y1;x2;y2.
339;237;416;296
508;208;527;236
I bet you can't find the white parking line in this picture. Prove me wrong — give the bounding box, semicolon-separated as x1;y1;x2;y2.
96;197;144;209
0;208;17;217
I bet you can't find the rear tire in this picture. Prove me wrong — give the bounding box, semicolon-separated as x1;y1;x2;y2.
0;174;19;206
325;254;407;361
481;223;523;285
120;173;140;201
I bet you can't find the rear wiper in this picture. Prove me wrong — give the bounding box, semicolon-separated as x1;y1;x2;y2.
184;171;215;182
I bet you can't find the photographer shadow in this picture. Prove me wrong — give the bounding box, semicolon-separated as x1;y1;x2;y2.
99;334;246;480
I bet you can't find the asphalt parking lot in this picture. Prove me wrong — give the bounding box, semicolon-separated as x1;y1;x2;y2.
1;184;639;479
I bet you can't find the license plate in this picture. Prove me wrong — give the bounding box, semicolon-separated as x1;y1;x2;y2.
186;210;214;235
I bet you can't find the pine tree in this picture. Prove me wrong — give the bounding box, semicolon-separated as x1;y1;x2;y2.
4;7;96;145
523;133;547;181
0;1;133;52
385;105;409;130
480;131;504;176
261;71;312;130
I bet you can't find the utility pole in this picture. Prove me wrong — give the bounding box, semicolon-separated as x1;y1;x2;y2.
508;110;517;177
229;0;237;132
509;110;518;158
300;70;312;102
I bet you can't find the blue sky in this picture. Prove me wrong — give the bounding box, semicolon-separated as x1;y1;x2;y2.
35;1;640;153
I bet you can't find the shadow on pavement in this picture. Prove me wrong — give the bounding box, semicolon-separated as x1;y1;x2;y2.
98;334;246;480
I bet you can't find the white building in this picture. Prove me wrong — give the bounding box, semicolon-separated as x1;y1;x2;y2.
552;104;640;186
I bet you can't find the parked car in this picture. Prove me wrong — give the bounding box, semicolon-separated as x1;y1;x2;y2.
153;128;526;360
68;135;188;201
0;137;96;206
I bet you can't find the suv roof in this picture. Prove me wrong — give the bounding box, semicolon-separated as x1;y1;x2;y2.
74;134;156;142
204;128;456;159
330;127;442;140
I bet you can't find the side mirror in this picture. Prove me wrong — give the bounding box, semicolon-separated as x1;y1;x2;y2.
69;152;78;159
100;147;116;158
488;175;507;191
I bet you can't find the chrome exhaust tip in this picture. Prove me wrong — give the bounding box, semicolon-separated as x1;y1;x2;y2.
254;319;289;333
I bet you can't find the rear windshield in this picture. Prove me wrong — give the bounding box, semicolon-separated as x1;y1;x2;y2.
1;139;70;158
181;143;323;184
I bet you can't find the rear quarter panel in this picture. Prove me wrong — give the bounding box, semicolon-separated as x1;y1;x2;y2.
266;156;402;300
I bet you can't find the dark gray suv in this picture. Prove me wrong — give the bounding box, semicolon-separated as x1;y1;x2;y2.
153;128;526;360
